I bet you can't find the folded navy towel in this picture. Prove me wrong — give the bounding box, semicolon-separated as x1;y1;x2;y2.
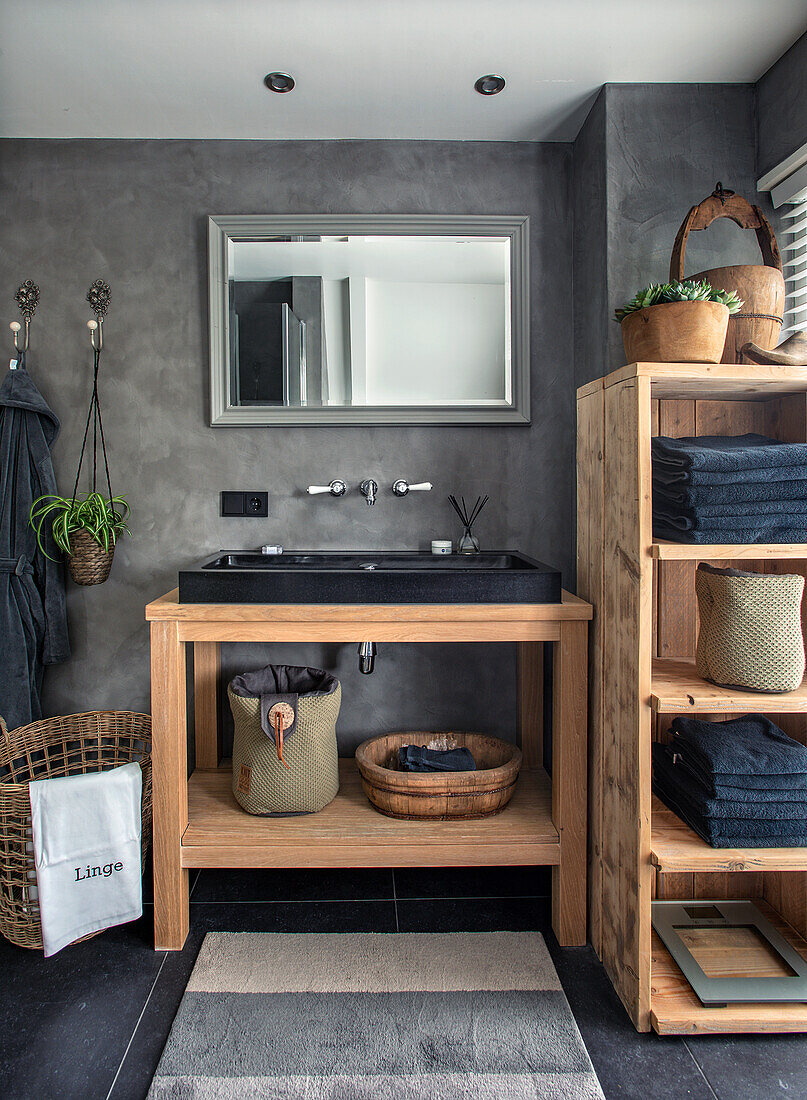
654;463;807;488
398;745;476;772
668;750;807;801
688;499;807;518
653;781;807;847
670;715;807;785
653;521;807;544
652;744;807;820
654;478;807;508
653;508;807;533
652;434;807;474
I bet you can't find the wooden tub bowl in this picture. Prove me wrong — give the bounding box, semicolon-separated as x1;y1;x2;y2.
354;732;522;820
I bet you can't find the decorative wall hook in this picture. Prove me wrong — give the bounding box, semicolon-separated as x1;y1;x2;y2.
9;280;40;362
86;279;111;351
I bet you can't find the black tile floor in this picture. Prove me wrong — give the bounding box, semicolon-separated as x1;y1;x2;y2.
2;866;806;1100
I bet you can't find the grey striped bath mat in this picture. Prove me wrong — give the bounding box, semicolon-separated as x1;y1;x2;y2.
149;931;604;1099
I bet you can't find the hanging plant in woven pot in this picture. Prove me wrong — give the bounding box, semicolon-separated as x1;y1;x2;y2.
30;281;130;586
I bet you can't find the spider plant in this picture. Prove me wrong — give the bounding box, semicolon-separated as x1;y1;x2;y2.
29;492;131;561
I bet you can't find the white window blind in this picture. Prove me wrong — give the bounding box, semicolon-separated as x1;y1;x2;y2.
759;148;807;336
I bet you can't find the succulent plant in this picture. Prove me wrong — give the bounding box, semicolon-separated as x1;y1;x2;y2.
614;279;743;323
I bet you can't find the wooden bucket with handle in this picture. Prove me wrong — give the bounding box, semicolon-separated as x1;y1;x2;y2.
670;183;785;363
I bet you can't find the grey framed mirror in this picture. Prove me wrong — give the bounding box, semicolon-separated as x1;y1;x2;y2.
208;214;530;426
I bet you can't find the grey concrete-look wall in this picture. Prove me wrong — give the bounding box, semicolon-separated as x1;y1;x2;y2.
572;83;762;386
0;139;574;754
572;89;608;390
757;31;807;179
602;84;761;375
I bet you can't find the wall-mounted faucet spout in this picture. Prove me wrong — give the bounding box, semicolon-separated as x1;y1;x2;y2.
360;479;378;506
358;641;377;674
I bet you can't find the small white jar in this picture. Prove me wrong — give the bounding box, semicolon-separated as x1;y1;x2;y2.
431;540;453;555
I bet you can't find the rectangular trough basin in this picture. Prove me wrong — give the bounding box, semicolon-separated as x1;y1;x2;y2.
178;550;561;604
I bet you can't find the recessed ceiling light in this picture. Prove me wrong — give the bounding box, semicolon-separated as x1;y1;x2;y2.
264;72;295;94
474;74;506;96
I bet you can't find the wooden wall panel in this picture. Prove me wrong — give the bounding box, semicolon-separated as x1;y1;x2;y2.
577;386;605;956
602;377;654;1030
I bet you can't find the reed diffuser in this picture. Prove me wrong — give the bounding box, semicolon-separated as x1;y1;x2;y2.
448;494;488;555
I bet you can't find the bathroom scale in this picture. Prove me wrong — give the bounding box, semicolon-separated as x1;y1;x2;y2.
651;900;807;1006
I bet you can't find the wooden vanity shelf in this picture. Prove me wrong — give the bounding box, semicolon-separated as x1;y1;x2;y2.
577;361;807;1035
146;591;591;952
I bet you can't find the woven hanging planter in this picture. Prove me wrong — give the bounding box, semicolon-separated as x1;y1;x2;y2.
68;529;115;586
65;280;126;587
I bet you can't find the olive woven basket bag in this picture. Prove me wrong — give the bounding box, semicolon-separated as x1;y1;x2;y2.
228;665;340;815
695;564;805;693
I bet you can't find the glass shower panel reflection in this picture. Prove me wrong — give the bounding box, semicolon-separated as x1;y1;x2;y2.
282;305;306;407
229;293;306;407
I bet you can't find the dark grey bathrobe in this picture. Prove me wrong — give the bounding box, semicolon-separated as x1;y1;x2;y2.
0;365;69;729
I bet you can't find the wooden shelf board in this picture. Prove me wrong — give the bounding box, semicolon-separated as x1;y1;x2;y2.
651;796;807;873
651;901;807;1035
651;658;807;714
652;541;807;561
182;759;559;869
602;362;807;401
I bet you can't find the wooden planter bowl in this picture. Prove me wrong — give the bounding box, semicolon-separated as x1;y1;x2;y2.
355;732;522;820
68;529;115;586
621;300;729;364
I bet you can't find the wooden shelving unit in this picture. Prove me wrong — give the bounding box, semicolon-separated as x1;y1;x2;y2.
146;591;592;952
577;361;807;1035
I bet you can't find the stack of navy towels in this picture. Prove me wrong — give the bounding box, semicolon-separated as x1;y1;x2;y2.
652;715;807;847
653;433;807;543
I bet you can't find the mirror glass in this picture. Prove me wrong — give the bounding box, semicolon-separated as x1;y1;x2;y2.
209;216;529;425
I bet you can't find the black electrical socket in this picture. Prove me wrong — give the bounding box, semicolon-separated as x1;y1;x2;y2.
246;492;268;516
220;491;268;517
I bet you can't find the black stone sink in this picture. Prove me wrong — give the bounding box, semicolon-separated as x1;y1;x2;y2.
178;551;561;604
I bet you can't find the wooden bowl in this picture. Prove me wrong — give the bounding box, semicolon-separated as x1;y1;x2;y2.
621;300;729;364
355;732;522;820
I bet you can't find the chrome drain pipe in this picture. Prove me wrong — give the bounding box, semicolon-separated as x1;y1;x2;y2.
357;641;377;674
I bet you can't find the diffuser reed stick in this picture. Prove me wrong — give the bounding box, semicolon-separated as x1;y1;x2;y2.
448;493;488;554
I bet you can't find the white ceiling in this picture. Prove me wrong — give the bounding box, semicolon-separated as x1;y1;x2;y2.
3;0;806;142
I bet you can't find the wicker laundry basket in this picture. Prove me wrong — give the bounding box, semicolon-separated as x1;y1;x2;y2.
0;711;152;950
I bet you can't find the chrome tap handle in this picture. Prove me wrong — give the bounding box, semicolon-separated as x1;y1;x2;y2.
360;479;378;506
307;479;347;497
392;479;433;496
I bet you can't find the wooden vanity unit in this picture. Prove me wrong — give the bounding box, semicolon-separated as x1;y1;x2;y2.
146;591;591;951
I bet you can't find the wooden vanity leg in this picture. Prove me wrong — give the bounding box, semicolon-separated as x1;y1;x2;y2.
151;619;189;951
551;619;588;947
193;641;220;769
516;641;544;766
